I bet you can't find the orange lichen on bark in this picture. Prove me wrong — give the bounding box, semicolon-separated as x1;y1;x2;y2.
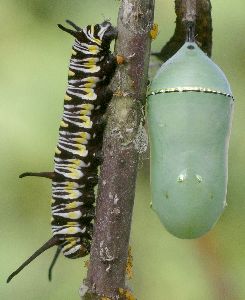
125;246;133;280
150;23;159;40
116;55;125;65
84;260;90;268
119;288;136;300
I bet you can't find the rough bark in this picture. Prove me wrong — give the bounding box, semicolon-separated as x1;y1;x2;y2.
81;0;155;299
154;0;212;61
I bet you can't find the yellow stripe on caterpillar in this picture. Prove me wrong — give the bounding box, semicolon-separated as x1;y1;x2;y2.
83;88;96;99
67;227;77;234
73;137;88;144
64;94;72;101
68;70;75;76
80;116;92;128
60;120;68;128
88;45;99;54
63;182;77;190
83;82;95;88
85;57;98;66
55;147;61;154
77;144;87;151
80;77;98;88
70;159;84;167
68;211;81;219
79;132;90;139
81;103;94;110
67;168;84;179
66;201;81;209
63;239;76;250
67;222;77;226
80;103;94;114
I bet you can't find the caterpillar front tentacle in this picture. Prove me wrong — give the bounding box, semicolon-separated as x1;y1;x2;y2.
65;20;82;31
19;172;55;179
57;24;78;38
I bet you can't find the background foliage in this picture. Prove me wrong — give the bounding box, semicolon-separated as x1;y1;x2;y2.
1;1;244;299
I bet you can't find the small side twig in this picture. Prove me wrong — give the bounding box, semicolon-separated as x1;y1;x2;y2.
154;0;212;61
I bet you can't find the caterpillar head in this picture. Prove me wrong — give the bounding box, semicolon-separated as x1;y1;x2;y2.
97;21;118;49
58;20;117;51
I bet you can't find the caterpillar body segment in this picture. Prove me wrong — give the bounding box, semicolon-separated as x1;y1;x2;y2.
7;20;118;282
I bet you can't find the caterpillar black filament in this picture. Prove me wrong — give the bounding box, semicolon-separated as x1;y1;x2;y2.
7;20;118;283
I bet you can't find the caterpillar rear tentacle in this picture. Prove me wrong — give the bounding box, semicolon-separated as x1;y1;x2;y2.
48;246;62;282
7;236;59;283
8;20;118;283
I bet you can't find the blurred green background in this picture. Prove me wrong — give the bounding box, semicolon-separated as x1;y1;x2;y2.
1;1;244;299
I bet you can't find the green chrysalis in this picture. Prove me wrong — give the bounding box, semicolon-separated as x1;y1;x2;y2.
147;42;233;239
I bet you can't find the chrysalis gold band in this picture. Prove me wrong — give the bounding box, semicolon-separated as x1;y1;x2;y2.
147;87;234;100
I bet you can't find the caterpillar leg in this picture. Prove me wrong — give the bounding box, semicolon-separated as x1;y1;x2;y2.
96;86;113;104
7;236;59;283
48;246;62;282
94;150;103;164
100;53;118;78
19;172;55;179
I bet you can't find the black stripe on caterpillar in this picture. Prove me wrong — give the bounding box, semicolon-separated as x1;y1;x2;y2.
7;20;118;283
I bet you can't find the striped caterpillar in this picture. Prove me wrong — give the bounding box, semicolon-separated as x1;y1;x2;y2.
7;20;118;283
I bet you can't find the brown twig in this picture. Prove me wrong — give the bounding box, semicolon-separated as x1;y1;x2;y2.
82;0;155;299
154;0;212;61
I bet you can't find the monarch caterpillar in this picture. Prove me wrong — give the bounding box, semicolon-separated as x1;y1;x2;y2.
147;41;233;239
7;20;118;283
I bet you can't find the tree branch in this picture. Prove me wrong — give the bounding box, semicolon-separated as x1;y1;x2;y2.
82;0;155;299
154;0;212;61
